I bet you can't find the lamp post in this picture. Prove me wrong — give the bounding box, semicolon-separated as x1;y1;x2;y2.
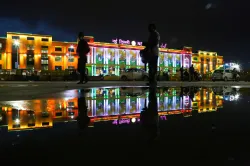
13;40;20;69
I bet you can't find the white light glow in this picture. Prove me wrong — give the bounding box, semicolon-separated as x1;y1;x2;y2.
70;45;74;49
14;40;20;47
235;94;240;100
15;119;20;124
131;118;136;123
131;41;136;46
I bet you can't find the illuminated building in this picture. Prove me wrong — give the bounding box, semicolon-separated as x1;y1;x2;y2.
0;87;226;131
0;37;7;69
6;109;53;131
192;87;223;113
192;51;224;74
0;32;193;75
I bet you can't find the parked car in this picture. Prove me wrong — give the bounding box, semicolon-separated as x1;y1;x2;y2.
102;74;119;81
212;69;240;81
211;70;223;81
120;68;148;81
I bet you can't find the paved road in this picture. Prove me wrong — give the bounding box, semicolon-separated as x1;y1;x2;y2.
0;81;249;101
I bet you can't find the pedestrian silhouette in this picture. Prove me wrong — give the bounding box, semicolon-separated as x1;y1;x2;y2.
76;32;90;84
77;89;90;132
140;86;159;143
189;65;194;82
144;24;160;86
180;66;184;81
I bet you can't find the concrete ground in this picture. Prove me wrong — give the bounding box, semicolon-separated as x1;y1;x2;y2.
0;81;249;101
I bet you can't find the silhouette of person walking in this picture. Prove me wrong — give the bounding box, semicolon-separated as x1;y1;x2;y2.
146;24;160;86
76;32;90;84
140;86;159;143
77;89;90;131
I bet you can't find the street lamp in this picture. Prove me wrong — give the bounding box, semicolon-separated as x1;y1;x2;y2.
13;40;20;69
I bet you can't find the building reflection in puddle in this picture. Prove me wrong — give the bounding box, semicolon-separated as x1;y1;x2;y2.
0;86;240;132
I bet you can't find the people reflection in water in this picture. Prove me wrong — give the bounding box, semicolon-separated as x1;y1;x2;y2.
180;87;198;102
140;86;159;142
188;87;195;102
77;89;90;131
180;87;189;97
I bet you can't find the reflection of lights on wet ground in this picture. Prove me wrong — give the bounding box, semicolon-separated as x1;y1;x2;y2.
235;94;240;100
226;93;240;101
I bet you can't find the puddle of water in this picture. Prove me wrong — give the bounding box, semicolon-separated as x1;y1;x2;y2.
0;86;249;163
0;86;242;130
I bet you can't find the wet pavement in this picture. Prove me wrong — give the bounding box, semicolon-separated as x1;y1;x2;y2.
0;86;250;164
0;81;249;101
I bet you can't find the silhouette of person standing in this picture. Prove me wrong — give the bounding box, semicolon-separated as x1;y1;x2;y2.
77;89;90;131
180;66;184;81
189;64;194;82
76;32;90;84
146;24;160;86
140;86;159;143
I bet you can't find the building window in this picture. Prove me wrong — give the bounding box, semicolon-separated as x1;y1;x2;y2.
68;66;75;69
41;46;49;53
41;38;49;42
27;37;34;40
41;60;48;64
27;54;35;66
193;57;198;61
41;54;48;59
0;53;2;60
55;66;62;70
41;50;48;53
41;46;48;49
55;56;62;62
55;47;62;52
68;56;74;62
68;48;74;52
0;43;2;49
27;45;34;50
12;36;20;40
42;65;48;70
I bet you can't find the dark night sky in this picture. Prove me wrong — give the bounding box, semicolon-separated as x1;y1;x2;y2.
0;0;249;67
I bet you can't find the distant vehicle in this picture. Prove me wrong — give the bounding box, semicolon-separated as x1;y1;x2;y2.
212;86;240;101
212;86;239;96
211;69;240;82
120;68;148;81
